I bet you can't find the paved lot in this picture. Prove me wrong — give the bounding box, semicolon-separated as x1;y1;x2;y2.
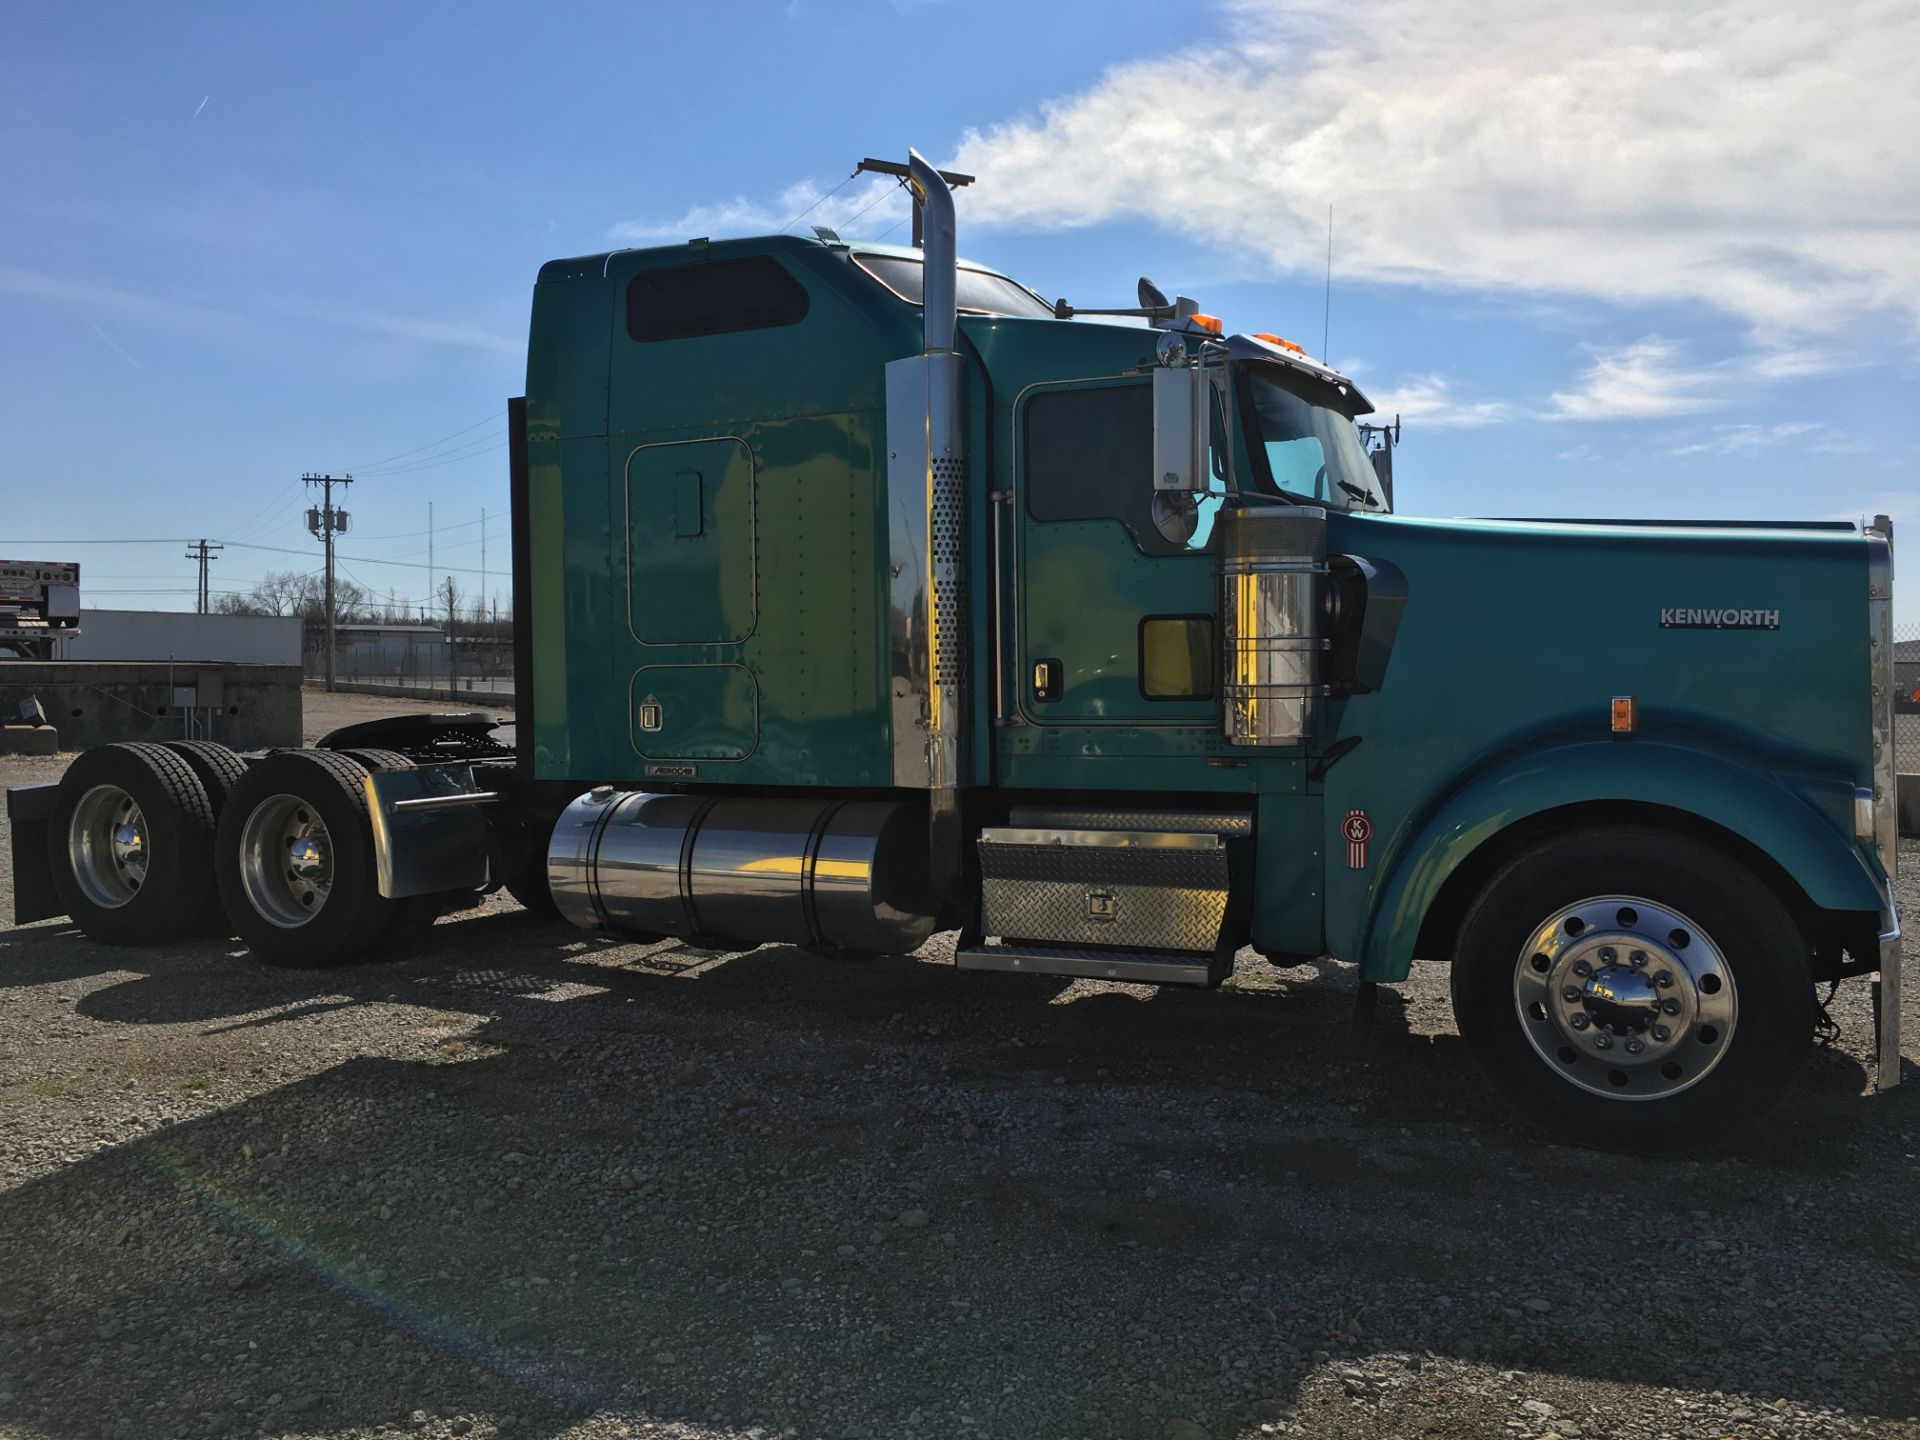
1;699;1916;1440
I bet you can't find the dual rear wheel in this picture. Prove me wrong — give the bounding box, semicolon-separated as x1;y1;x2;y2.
47;742;429;966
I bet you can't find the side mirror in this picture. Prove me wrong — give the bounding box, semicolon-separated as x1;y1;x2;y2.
1368;444;1394;510
1152;336;1204;496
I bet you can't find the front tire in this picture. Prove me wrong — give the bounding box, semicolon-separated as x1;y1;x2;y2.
1450;826;1814;1153
215;750;395;966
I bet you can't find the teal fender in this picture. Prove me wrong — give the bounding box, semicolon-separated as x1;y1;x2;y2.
1351;738;1884;983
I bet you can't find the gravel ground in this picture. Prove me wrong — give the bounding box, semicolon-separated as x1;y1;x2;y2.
1;695;1916;1440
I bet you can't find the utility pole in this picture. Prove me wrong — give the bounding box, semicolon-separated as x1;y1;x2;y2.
427;501;434;685
303;473;352;691
855;157;974;247
183;539;222;613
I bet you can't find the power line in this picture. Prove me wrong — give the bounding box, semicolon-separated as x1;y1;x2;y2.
223;538;493;578
220;493;310;545
356;435;507;477
344;413;498;472
217;479;305;544
7;534;495;578
347;514;488;542
0;537;195;545
778;168;859;234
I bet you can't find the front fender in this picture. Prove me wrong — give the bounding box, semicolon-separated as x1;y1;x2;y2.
1356;738;1882;983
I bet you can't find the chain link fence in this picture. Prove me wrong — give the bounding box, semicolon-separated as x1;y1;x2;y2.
1897;624;1920;776
301;622;513;702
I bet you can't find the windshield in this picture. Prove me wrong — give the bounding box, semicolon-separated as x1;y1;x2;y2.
853;253;1055;319
1239;365;1387;511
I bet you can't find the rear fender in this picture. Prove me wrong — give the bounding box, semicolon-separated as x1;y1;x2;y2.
1357;739;1882;983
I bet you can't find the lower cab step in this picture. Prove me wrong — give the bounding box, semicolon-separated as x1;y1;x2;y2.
954;942;1230;988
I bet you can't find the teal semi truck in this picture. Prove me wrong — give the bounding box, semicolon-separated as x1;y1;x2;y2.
6;153;1901;1150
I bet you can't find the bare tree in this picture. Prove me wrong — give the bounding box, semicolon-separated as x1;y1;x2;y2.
227;569;368;622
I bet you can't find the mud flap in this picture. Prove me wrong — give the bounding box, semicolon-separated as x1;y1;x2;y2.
7;783;63;926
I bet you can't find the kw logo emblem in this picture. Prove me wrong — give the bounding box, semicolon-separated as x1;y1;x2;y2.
1343;810;1374;869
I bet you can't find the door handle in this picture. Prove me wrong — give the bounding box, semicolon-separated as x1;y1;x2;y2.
1032;658;1061;703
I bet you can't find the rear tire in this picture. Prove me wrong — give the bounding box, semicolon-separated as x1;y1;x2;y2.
336;748;414;772
160;741;250;816
215;750;396;967
160;741;253;933
1450;826;1814;1154
48;743;215;944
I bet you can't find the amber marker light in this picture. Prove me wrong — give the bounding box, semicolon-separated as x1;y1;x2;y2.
1254;332;1307;354
1188;314;1223;335
1611;695;1638;734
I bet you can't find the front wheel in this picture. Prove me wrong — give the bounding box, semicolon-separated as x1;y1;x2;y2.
1450;826;1814;1154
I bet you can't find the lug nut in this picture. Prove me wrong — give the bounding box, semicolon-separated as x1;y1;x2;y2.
1573;960;1592;978
1563;987;1582;1002
1651;1025;1671;1042
1598;947;1617;963
1625;1038;1644;1055
1662;998;1681;1015
1570;1014;1591;1031
1630;950;1648;968
1655;971;1674;988
1593;1033;1613;1049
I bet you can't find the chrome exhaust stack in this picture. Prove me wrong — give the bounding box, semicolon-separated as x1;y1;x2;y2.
885;150;969;900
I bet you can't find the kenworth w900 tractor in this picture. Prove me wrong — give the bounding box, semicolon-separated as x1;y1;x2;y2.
7;152;1900;1151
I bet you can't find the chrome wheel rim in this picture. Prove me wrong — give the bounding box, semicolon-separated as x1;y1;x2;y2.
238;794;334;928
68;784;148;909
1513;895;1738;1101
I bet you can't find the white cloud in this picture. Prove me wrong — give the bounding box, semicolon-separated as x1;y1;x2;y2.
951;0;1920;334
611;176;910;246
1669;421;1822;457
1365;373;1512;428
1547;339;1719;420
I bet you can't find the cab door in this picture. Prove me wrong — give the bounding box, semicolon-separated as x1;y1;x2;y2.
1014;379;1221;725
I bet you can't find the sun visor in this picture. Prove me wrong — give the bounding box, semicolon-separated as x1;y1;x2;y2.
1224;334;1373;416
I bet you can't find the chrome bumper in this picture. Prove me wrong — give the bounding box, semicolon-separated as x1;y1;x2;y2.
1878;887;1903;1091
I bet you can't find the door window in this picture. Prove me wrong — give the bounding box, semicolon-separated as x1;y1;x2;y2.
1024;385;1219;556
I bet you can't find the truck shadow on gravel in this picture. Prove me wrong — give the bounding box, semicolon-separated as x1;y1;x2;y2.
1;909;1915;1439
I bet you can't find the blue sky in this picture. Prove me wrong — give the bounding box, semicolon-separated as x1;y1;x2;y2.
3;0;1915;615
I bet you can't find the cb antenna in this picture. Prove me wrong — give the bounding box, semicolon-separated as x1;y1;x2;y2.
1322;203;1333;361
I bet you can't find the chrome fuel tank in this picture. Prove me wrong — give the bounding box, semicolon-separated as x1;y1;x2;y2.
1219;505;1327;745
548;791;936;954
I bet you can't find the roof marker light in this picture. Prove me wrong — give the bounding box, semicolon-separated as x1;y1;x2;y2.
1255;332;1307;355
1611;696;1638;735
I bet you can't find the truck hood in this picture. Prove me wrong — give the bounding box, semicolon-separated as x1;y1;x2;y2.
1323;508;1875;787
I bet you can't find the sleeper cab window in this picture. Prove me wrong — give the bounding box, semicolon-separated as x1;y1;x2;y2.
626;255;810;343
1140;616;1214;700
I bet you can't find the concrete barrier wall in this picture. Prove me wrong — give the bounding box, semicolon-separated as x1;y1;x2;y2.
0;663;301;750
320;679;514;707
